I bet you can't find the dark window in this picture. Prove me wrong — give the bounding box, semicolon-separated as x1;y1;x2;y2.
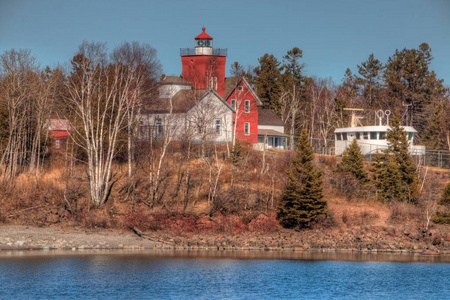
336;133;342;140
155;118;163;138
342;133;348;141
231;99;236;110
244;122;250;135
370;132;377;140
356;132;361;139
244;100;250;113
379;132;386;140
215;119;221;134
408;132;414;140
363;132;369;140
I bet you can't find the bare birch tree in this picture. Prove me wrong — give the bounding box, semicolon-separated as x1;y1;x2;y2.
0;49;43;180
111;42;161;179
65;42;133;207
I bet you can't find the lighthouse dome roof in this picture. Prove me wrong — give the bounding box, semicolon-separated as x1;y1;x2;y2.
195;27;213;40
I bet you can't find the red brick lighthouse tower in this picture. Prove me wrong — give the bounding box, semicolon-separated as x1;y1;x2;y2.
180;27;227;98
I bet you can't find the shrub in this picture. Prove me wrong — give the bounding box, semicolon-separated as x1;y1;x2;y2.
248;213;280;233
82;209;111;228
432;212;450;224
124;211;150;229
439;183;450;206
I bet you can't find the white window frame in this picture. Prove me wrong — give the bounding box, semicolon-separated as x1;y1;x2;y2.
244;100;250;113
237;85;243;91
244;122;250;135
215;118;221;135
214;77;218;90
155;117;163;138
55;139;61;149
231;99;236;110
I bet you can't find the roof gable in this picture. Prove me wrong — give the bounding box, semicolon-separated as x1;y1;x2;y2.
225;77;263;106
143;88;234;114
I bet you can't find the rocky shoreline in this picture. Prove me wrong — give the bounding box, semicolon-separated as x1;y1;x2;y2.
0;225;449;255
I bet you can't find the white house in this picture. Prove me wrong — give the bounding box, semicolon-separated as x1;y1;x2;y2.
254;109;287;150
139;76;234;144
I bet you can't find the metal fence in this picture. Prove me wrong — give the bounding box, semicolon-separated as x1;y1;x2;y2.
180;48;228;56
307;138;450;169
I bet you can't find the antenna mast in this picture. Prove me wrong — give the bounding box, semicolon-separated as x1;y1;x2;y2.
343;108;364;127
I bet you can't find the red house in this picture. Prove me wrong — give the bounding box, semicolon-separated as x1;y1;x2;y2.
144;27;286;149
48;118;71;151
224;77;262;145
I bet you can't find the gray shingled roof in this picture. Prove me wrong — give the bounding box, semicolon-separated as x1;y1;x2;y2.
258;109;284;125
161;75;192;85
142;89;207;114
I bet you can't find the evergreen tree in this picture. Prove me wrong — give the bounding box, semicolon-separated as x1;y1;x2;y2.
439;182;450;206
384;43;446;137
338;138;368;182
253;53;282;114
424;101;450;151
370;152;404;202
278;129;327;229
386;113;418;202
230;61;245;78
356;53;384;108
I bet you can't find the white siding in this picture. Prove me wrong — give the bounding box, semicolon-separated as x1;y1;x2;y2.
258;124;284;133
158;84;191;98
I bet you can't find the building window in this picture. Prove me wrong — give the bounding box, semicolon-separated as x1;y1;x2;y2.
379;132;386;140
408;132;414;140
155;118;163;139
342;133;347;141
215;119;221;134
336;133;342;140
209;77;213;89
231;99;236;110
237;86;243;91
370;132;377;140
214;77;218;90
244;122;250;135
244;100;250;113
55;140;61;149
355;132;361;140
363;132;369;140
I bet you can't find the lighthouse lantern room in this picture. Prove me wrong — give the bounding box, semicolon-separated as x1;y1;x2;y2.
195;27;213;55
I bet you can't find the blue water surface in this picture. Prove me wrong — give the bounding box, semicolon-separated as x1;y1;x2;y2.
0;253;448;299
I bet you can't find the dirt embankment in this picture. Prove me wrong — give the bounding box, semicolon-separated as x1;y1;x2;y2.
1;224;449;254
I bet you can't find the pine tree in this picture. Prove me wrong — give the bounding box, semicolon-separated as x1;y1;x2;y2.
278;129;327;229
386;113;419;202
253;53;282;114
439;183;450;206
356;53;383;108
424;102;450;151
338;138;368;182
384;43;446;136
370;152;403;202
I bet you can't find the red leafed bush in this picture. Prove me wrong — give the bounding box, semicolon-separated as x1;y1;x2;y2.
248;213;280;233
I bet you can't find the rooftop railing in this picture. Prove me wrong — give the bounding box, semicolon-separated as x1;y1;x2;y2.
180;48;227;56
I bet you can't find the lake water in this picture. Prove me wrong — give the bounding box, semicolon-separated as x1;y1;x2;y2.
0;250;448;299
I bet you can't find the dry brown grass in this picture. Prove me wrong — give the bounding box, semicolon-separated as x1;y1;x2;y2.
0;144;449;233
327;196;389;227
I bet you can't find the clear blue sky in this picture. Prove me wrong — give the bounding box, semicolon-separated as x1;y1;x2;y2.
1;0;449;85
